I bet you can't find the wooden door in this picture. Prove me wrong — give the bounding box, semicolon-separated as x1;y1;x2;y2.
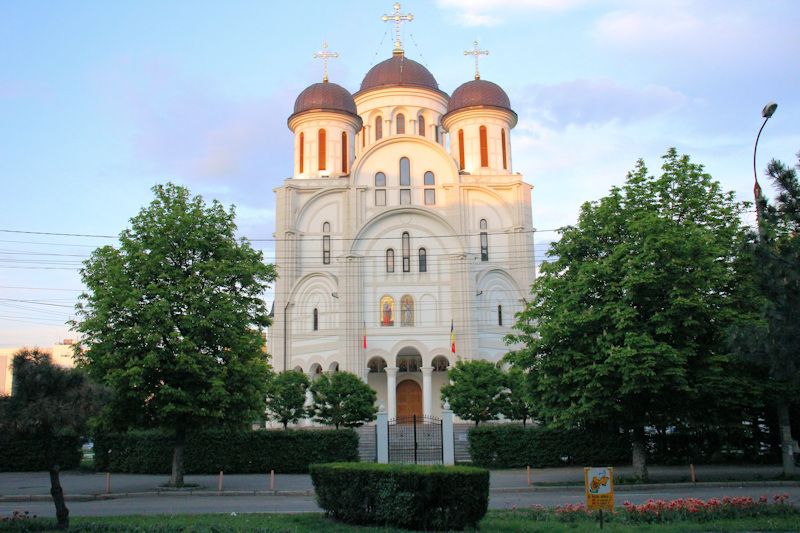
396;380;422;418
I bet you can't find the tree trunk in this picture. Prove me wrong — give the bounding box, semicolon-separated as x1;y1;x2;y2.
631;426;648;482
777;401;796;478
170;426;186;487
49;464;69;529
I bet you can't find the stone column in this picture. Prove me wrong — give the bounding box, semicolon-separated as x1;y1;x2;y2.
376;406;389;464
303;379;314;427
386;366;398;420
442;401;455;466
421;366;433;417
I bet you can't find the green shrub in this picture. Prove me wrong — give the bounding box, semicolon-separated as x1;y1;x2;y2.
93;429;358;474
469;425;630;468
0;434;82;472
310;462;489;530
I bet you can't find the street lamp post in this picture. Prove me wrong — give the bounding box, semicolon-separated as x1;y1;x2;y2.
753;102;778;218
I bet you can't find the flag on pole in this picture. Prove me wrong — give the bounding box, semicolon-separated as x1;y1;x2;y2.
363;321;367;349
450;319;456;353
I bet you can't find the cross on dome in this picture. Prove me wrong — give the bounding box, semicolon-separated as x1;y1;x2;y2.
313;41;339;83
464;40;489;80
381;2;413;54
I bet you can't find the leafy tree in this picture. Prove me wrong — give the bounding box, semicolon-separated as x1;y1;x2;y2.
500;367;535;426
74;183;275;487
309;371;377;429
734;153;800;476
506;149;753;480
265;370;310;429
0;349;106;529
441;360;506;426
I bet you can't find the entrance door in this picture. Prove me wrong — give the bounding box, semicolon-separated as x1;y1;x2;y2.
396;380;422;418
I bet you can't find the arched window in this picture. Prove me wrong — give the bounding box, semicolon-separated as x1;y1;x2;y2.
313;308;319;331
418;115;425;136
424;171;435;205
458;129;465;170
375;171;386;206
375;116;383;140
322;222;331;264
480;219;488;261
299;132;304;173
402;232;410;272
318;129;326;171
479;125;488;167
501;128;508;170
418;248;427;272
396;113;405;134
386;249;395;273
400;295;414;326
498;304;503;326
399;157;410;186
341;131;347;173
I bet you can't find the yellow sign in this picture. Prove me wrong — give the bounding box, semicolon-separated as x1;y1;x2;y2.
584;467;614;511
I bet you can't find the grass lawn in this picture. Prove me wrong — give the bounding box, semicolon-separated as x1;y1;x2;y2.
2;511;799;532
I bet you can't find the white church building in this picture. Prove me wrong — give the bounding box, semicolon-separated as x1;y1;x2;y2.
270;11;535;421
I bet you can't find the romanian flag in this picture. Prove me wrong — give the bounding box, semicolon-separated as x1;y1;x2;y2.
450;319;456;353
363;321;367;349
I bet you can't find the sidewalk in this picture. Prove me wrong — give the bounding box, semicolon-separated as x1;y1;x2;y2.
0;465;793;501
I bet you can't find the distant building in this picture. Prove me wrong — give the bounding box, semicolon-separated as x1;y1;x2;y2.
0;340;76;396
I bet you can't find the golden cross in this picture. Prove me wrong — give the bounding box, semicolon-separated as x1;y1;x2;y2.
313;41;339;82
382;2;414;54
464;40;489;80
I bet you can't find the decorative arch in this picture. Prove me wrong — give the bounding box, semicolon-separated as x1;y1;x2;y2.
292;365;304;373
431;355;450;372
328;361;340;373
367;356;388;373
349;207;466;257
350;135;461;188
309;362;323;378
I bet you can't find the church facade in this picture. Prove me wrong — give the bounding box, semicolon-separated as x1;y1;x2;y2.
270;32;535;421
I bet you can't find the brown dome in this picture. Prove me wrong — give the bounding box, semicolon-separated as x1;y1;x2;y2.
358;53;441;94
446;79;512;114
291;81;358;118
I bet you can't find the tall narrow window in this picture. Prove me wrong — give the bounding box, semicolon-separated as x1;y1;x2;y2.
418;115;425;136
501;128;508;170
402;232;410;272
375;171;386;206
362;126;366;147
480;218;488;261
419;248;427;272
322;222;331;265
479;125;488;167
299;132;304;173
399;157;410;186
313;308;319;331
386;249;395;273
375;116;383;140
498;304;503;326
458;129;465;170
435;125;440;144
318;128;326;171
424;171;435;205
341;132;348;173
396;113;405;134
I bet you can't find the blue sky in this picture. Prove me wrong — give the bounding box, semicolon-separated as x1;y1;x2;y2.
1;0;798;346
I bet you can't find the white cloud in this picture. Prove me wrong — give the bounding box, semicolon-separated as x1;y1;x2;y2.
437;0;591;26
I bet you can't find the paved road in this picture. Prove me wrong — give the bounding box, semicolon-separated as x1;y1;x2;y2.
2;485;799;518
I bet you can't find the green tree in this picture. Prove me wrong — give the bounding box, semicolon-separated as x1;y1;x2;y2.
734;153;800;477
309;371;377;429
265;370;310;429
500;367;535;426
506;149;753;480
74;183;275;487
441;360;506;426
0;349;106;529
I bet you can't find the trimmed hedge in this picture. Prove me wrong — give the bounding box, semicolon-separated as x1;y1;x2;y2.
93;429;358;474
0;434;82;472
310;462;489;530
469;425;630;468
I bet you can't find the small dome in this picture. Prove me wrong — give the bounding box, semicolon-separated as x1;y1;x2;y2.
359;53;440;94
446;79;512;114
292;81;358;117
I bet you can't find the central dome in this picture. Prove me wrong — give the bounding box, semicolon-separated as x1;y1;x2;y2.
359;53;440;93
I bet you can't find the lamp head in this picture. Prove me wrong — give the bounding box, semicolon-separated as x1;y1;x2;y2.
762;102;778;118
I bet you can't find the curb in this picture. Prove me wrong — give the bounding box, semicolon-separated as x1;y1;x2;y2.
1;481;797;502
